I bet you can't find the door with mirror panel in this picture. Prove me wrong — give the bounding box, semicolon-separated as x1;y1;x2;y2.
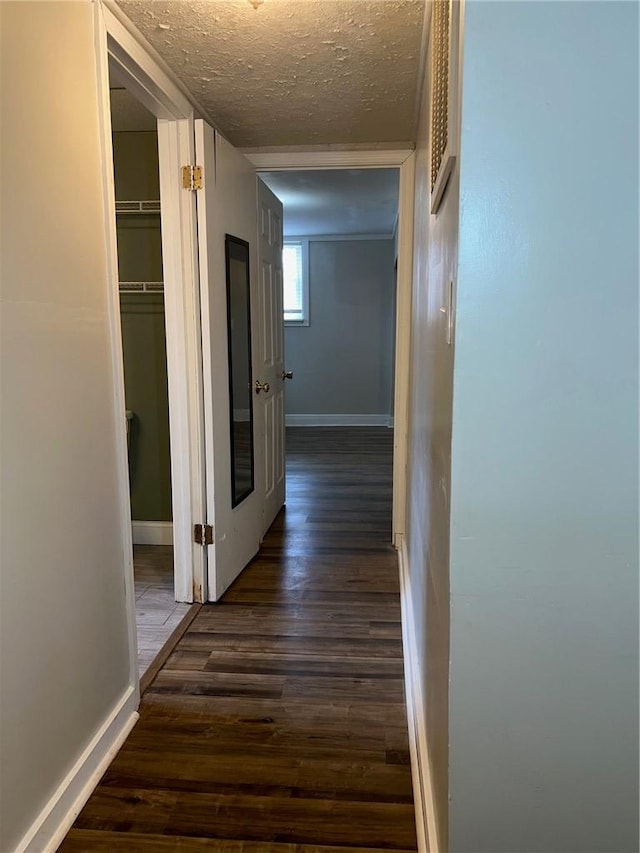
195;121;286;600
195;121;263;600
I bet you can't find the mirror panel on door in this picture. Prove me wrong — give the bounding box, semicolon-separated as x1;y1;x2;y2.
225;234;255;507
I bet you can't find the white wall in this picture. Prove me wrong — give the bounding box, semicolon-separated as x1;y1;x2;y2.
404;6;461;846
284;238;395;423
0;3;135;849
449;2;639;850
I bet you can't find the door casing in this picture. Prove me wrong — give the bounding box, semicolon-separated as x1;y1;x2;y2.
95;1;417;704
94;0;216;694
245;150;416;547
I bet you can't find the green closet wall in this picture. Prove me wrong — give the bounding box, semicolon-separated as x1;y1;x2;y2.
113;131;172;522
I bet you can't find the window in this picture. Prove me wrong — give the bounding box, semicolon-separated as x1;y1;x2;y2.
283;241;309;325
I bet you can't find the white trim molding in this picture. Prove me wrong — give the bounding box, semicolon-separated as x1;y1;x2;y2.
398;537;441;853
156;117;208;604
15;687;139;853
97;2;209;604
392;153;415;547
93;0;141;694
131;520;174;546
245;149;414;170
286;414;391;427
284;233;395;243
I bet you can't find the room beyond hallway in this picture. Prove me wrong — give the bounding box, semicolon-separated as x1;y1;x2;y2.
60;427;417;851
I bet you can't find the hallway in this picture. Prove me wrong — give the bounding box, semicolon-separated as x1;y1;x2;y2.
60;428;417;851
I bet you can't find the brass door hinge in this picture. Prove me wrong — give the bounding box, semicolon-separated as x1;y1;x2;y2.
182;165;203;191
194;523;213;545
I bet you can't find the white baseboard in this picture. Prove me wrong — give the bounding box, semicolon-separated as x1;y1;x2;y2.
16;686;139;853
285;414;391;427
398;536;440;853
131;520;173;546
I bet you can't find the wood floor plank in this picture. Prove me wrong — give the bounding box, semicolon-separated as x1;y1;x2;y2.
200;650;405;678
99;750;414;803
138;695;414;733
62;829;415;852
177;632;404;658
59;427;417;852
74;788;417;849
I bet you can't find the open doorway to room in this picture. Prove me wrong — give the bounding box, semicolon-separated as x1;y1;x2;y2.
258;169;400;545
108;77;191;680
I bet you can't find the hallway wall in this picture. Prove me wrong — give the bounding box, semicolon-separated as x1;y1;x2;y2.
449;2;639;850
404;5;460;842
284;238;395;424
0;3;134;849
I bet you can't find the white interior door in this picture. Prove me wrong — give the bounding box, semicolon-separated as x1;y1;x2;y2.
257;179;286;534
195;120;265;600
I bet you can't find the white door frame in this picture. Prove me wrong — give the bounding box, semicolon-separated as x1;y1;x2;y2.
93;1;212;694
244;149;415;546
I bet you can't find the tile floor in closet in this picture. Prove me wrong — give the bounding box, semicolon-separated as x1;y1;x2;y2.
134;544;190;677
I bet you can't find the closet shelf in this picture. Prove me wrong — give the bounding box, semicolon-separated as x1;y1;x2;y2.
119;281;164;293
115;200;161;214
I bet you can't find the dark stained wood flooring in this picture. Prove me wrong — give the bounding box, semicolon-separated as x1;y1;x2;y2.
60;427;417;852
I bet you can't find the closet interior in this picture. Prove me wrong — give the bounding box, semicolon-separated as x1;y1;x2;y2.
109;82;189;678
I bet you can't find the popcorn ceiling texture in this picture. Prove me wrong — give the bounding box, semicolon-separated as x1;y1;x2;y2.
117;0;426;147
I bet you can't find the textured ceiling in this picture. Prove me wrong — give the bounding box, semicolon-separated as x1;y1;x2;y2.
116;0;426;148
260;169;399;236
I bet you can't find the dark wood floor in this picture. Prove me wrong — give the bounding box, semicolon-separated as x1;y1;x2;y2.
60;427;417;852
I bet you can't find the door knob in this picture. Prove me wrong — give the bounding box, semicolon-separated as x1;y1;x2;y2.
281;370;293;380
255;380;270;394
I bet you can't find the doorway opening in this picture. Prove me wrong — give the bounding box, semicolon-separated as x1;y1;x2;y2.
108;74;191;680
258;168;400;543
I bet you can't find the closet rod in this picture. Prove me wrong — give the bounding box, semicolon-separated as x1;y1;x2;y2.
115;200;161;214
119;281;164;293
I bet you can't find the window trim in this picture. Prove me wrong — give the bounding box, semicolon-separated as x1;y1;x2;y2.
283;238;309;327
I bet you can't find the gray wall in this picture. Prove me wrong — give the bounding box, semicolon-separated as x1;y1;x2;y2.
0;4;133;849
112;130;160;202
120;294;172;522
449;2;639;851
284;239;395;419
